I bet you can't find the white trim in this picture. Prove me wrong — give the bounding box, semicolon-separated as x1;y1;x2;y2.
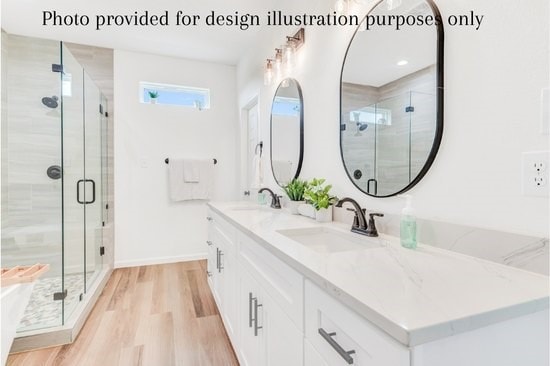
114;253;207;269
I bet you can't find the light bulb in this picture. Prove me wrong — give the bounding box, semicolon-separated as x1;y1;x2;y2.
335;0;347;14
284;41;295;71
274;48;283;79
264;60;273;86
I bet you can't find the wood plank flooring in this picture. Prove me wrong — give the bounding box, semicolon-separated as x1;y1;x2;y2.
7;260;239;366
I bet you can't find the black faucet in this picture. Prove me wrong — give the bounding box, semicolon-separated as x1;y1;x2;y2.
259;188;282;209
335;197;384;237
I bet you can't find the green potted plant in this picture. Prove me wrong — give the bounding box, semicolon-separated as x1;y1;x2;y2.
303;178;338;222
283;179;308;215
148;90;159;104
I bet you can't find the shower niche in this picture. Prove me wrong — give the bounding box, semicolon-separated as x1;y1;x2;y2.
1;33;110;343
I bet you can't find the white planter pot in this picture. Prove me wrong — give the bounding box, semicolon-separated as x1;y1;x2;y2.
298;203;316;219
150;99;157;104
315;206;333;223
287;200;305;215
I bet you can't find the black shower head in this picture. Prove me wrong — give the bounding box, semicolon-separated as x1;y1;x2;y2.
356;122;368;131
42;96;59;109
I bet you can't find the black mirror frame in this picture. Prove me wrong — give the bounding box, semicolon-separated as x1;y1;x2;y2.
339;0;444;198
270;78;305;187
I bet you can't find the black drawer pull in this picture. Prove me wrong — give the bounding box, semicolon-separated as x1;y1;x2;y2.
318;328;356;364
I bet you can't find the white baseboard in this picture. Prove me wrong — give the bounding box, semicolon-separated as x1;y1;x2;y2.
114;253;207;268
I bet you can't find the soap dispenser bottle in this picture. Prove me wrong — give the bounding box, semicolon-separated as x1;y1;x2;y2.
400;195;417;249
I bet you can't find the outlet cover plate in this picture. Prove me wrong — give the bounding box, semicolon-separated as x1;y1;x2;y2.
522;151;550;197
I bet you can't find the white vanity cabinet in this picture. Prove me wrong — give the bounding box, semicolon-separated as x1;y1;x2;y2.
237;234;304;366
207;209;303;366
206;212;238;343
206;206;549;366
238;265;303;366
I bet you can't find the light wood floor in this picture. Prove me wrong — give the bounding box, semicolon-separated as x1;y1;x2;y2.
7;260;239;366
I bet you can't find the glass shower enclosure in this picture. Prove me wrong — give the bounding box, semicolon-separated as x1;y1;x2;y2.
1;33;108;334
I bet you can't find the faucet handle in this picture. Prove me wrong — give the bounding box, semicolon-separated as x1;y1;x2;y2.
346;208;359;227
366;213;384;237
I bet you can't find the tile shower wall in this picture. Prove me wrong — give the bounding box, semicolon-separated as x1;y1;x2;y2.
1;34;63;277
341;66;435;195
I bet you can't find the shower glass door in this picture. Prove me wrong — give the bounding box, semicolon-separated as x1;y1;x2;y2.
83;72;104;290
60;44;86;321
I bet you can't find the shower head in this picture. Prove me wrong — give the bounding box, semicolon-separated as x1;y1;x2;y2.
42;96;59;109
356;122;368;131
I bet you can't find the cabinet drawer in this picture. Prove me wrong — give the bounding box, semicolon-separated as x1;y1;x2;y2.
239;234;304;331
305;280;409;366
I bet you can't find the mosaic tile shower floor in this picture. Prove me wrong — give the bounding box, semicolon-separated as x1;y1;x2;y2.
17;273;91;332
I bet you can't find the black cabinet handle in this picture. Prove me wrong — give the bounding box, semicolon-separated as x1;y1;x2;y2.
215;248;219;270
318;328;356;364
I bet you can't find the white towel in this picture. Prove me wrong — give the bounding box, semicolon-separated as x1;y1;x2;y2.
183;160;200;183
168;159;213;201
250;154;264;189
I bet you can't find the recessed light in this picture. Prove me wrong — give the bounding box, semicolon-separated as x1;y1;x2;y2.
397;60;408;66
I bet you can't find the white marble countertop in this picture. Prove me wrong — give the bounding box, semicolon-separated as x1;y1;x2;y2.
207;201;549;347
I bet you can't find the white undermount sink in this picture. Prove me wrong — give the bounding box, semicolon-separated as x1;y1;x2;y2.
276;226;383;253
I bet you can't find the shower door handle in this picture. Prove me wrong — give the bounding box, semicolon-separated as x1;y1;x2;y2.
77;179;85;204
86;179;96;204
77;179;96;204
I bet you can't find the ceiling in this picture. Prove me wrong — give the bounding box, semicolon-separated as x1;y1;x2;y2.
1;0;278;65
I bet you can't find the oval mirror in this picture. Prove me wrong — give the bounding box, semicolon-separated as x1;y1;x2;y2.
271;78;304;186
340;0;443;197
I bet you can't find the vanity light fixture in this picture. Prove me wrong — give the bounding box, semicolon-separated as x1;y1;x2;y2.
263;28;305;85
284;28;305;70
264;59;274;86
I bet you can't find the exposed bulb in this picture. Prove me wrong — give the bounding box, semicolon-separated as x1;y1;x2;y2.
264;60;273;86
335;0;347;14
284;41;295;72
274;48;283;79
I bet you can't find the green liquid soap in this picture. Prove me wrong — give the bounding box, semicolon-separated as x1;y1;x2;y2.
400;216;417;249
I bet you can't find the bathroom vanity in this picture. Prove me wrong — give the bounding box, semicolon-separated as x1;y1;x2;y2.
206;202;548;366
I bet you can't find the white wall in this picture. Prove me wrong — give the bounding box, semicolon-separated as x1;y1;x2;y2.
237;0;549;238
114;50;239;267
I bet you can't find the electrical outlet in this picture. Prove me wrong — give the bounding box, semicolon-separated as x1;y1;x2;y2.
522;151;550;196
534;176;546;187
